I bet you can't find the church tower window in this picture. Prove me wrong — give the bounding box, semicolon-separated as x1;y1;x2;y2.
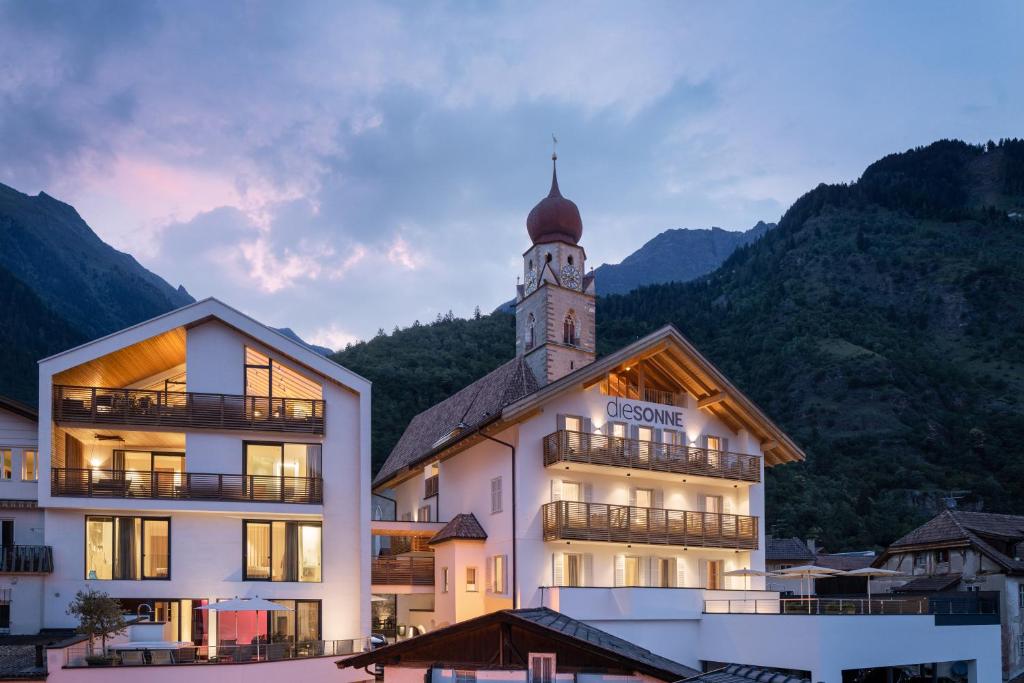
526;313;536;350
563;312;578;347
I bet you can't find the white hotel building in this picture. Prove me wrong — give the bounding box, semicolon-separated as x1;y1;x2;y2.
371;158;1001;682
28;298;371;652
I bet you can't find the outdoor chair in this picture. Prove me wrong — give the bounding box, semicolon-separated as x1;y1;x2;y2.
149;649;173;665
174;647;197;663
120;650;146;666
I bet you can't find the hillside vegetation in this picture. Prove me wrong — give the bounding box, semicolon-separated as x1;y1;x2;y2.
335;139;1024;550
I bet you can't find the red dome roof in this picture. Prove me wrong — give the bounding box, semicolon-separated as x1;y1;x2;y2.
527;158;582;245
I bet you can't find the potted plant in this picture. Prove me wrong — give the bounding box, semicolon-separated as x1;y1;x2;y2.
67;588;127;665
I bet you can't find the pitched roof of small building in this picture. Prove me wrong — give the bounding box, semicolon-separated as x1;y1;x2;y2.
429;513;487;545
374;356;540;486
891;574;962;594
766;537;814;562
877;510;1024;574
339;607;698;681
814;553;875;571
0;396;37;422
683;664;809;683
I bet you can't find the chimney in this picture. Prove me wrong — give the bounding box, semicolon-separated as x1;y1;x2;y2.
806;538;818;555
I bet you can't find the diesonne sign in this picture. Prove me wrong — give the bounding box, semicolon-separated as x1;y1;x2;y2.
606;397;683;427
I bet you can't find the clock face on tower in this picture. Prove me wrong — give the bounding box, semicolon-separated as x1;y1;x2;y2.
524;269;538;295
560;263;581;290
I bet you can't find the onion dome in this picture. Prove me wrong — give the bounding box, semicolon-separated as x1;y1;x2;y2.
526;155;583;245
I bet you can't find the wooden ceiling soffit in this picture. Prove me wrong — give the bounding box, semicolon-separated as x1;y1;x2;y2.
54;328;186;389
697;391;727;409
654;350;715;396
645;356;701;396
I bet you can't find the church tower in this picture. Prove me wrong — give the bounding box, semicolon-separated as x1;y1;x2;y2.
515;152;596;385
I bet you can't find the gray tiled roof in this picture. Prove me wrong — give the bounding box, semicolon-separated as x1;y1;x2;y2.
684;665;809;683
766;537;814;561
891;574;962;593
510;608;698;680
814;554;874;571
374;356;540;486
430;513;487;545
884;510;1024;573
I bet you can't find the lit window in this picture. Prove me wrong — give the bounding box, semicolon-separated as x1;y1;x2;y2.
466;567;478;592
491;555;507;594
244;520;321;582
491;477;502;514
442;567;449;593
85;516;169;580
21;450;36;481
418;505;432;522
1;450;10;480
455;671;476;683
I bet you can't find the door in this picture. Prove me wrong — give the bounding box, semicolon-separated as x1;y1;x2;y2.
637;426;654;463
623;556;641;586
0;520;12;548
702;495;723;537
702;559;724;589
656;558;673;587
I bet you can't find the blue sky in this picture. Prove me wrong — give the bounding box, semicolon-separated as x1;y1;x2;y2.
1;1;1021;348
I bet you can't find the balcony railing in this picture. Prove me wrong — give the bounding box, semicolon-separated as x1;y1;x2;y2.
53;385;325;435
63;638;371;666
51;468;323;504
371;555;435;585
544;430;761;483
704;594;1000;617
542;500;758;550
424;474;439;498
0;545;54;573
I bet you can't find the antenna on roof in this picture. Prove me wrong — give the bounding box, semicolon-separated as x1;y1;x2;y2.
551;133;558;161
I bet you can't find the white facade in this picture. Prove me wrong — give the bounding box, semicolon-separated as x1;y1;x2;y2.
32;298;371;646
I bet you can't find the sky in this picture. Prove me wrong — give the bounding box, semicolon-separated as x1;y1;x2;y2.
1;1;1021;349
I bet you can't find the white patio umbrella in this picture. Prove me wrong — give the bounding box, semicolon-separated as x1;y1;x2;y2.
841;567;904;613
197;597;293;660
723;567;767;603
773;564;843;598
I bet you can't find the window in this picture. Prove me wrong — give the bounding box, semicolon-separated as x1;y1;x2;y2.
609;422;627;439
243;520;322;582
529;653;556;683
455;671;476;683
1018;634;1024;659
656;558;673;588
703;559;724;590
623;556;641;586
702;495;723;514
634;488;653;508
1;450;10;480
914;552;928;569
244;347;322;400
466;567;478;592
441;567;449;593
526;313;536;350
491;477;503;514
560;481;582;503
565;554;583;587
418;505;432;522
85;516;170;580
0;520;12;547
662;430;682;446
564;416;582;433
935;549;950;564
245;442;321;480
21;450;36;481
1018;584;1024;608
491;555;507;594
562;312;577;346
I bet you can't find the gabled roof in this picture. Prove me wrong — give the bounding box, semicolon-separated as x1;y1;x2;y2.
814;554;874;571
38;297;369;395
376;324;803;489
0;396;37;422
429;513;487;545
766;537;814;562
338;607;698;681
684;665;809;683
891;574;962;594
374;356;539;486
876;510;1024;574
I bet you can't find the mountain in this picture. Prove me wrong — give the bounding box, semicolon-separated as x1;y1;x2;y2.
335;138;1024;551
0;182;195;402
0;183;194;341
592;221;774;296
274;327;333;356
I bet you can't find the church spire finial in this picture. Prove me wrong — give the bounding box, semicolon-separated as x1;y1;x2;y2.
549;133;560;197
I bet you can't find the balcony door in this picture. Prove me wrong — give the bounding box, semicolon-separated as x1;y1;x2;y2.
244;442;321;501
637;426;654;464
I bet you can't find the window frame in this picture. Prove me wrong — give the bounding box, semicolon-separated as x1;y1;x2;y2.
490;476;503;514
528;653;556;683
83;515;172;581
0;450;10;480
466;566;478;592
441;566;449;593
491;555;507;594
242;519;323;582
21;450;37;482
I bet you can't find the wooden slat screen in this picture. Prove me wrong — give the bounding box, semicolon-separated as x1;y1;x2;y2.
542;500;758;550
51;468;323;504
53;385;325;435
543;430;760;482
371;555;435;585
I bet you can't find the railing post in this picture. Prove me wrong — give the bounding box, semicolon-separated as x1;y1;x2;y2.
90;387;97;421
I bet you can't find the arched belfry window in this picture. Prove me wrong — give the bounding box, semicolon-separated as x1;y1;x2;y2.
526;313;536;350
563;311;578;347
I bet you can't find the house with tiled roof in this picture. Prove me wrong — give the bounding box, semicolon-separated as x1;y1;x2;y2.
875;509;1024;679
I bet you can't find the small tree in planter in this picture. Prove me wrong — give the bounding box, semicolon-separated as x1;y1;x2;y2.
66;588;127;664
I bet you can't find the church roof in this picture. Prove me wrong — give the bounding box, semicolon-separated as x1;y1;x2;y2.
527;156;583;246
373;356;540;486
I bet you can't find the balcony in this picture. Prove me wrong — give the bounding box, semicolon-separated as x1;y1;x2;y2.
544;430;760;483
53;385;325;435
0;545;54;573
371;555;435;586
51;468;323;504
542;500;758;550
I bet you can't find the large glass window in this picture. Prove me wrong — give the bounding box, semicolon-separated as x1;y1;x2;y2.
244;521;321;582
21;450;36;481
85;516;170;580
244;348;322;400
245;443;321;479
1;450;10;479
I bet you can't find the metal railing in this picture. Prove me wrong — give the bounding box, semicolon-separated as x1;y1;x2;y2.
0;546;53;573
544;430;761;482
424;474;439;498
542;501;758;550
704;595;1000;616
371;555;435;585
63;638;371;667
53;385;325;435
51;468;323;504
